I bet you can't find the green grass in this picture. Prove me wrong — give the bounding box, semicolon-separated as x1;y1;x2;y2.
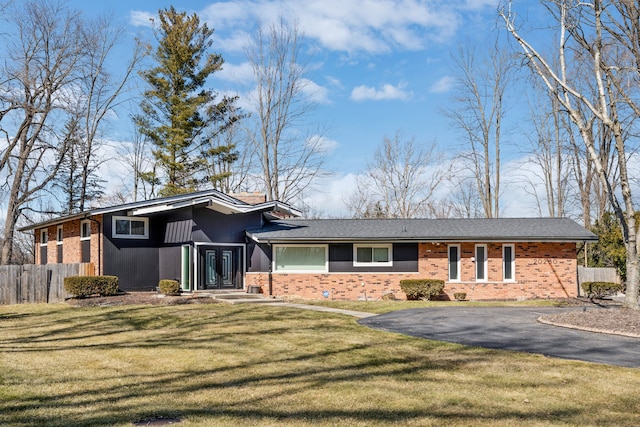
299;298;569;314
1;302;639;426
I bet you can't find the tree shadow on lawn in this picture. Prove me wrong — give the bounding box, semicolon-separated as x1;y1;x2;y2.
0;304;635;426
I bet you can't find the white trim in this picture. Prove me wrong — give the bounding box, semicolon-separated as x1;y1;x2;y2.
273;244;328;273
353;243;393;267
40;229;48;246
503;244;516;282
56;225;63;245
180;244;193;291
111;216;149;239
448;244;460;282
475;244;487;282
80;220;91;241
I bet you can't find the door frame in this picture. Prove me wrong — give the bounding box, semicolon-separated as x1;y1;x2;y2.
193;242;245;291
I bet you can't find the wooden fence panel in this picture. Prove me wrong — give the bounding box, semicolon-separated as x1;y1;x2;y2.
0;266;21;305
577;266;621;297
0;263;94;304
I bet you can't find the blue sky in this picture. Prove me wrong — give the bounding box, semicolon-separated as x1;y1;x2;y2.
65;0;543;216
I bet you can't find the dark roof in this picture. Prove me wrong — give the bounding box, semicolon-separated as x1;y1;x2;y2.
245;217;598;242
19;189;301;231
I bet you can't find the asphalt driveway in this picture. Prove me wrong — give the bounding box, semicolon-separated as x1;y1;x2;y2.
358;307;640;368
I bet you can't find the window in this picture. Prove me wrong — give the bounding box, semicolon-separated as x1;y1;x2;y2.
80;220;91;240
56;225;63;245
448;244;460;281
503;244;515;281
112;216;149;239
40;229;48;246
274;245;327;272
353;244;392;267
475;244;487;281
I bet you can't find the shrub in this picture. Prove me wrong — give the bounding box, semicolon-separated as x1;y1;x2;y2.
581;281;624;299
400;279;445;301
454;292;467;301
64;276;119;298
158;279;180;296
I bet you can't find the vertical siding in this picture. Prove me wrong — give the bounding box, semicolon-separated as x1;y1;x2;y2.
102;212;160;292
159;246;182;283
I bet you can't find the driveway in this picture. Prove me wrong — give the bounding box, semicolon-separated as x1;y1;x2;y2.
358;307;640;368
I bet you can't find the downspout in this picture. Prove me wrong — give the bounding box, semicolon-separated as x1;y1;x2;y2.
268;241;273;297
88;216;101;276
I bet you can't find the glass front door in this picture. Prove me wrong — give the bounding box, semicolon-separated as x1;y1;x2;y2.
201;246;242;290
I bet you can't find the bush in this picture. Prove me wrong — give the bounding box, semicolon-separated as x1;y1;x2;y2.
581;281;624;299
64;276;119;298
158;279;180;296
400;279;445;301
454;292;467;301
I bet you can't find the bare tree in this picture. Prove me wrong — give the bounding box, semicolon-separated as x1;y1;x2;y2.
244;19;327;204
0;0;86;264
500;0;640;309
444;40;514;218
519;87;572;217
119;127;159;202
72;14;144;211
347;133;450;219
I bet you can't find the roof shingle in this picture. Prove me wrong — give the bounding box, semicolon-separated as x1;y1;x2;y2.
246;218;597;242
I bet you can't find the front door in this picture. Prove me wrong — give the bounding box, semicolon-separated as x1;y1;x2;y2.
201;246;242;290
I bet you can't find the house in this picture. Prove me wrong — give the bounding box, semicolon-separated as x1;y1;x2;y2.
21;189;598;300
21;190;300;293
244;218;598;300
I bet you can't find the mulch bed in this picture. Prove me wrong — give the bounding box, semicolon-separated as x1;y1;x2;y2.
65;292;220;307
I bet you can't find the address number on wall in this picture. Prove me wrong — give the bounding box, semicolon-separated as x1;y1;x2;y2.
531;258;559;265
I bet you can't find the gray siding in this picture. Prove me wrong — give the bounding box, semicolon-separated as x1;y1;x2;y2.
102;207;263;291
250;242;419;273
102;212;161;292
192;208;263;243
159;246;182;283
329;243;418;273
247;242;271;272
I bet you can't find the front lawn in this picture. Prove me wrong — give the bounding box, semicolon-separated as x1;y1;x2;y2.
1;302;638;426
300;298;572;314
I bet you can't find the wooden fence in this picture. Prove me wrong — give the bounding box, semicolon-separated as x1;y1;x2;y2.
577;266;621;296
0;263;94;304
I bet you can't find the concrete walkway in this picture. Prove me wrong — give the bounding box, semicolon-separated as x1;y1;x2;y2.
272;302;377;319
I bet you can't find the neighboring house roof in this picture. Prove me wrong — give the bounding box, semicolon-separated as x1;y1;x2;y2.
246;217;598;243
19;189;301;231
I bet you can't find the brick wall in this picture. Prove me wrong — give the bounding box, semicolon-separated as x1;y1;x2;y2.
34;215;103;274
231;192;267;205
245;241;579;301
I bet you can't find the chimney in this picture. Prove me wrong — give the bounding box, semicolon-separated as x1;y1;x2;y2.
231;192;267;205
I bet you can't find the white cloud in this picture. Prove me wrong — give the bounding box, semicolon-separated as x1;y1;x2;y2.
303;173;359;218
430;75;454;93
350;82;412;101
129;11;154;27
216;62;254;85
193;0;467;54
308;136;339;154
301;79;331;104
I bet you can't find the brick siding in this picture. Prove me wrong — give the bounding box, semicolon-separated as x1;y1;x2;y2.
231;192;267;205
245;242;579;301
34;215;103;274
